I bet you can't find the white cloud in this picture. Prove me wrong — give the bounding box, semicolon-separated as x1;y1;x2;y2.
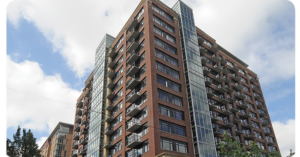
6;55;81;132
272;119;295;156
6;0;294;84
37;136;48;149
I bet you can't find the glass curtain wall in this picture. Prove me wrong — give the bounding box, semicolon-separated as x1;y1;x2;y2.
172;1;217;157
87;34;115;157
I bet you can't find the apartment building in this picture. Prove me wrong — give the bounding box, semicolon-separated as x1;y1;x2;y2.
71;71;94;156
71;0;280;157
40;122;74;157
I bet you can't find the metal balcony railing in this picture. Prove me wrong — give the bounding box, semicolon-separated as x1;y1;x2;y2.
126;89;141;103
126;118;141;132
126;133;142;148
126;104;141;117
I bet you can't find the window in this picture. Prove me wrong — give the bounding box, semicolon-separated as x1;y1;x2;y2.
241;77;247;83
249;111;257;119
238;68;245;75
114;35;124;49
153;15;175;33
269;146;277;153
112;100;123;115
245;93;252;101
112;45;124;62
112;66;123;82
112;77;123;92
157;75;181;92
111;113;123;128
154;26;176;44
110;140;122;155
110;126;122;142
152;5;173;22
251;121;260;129
254;131;262;139
126;140;149;157
154;37;177;54
160;138;188;153
113;55;123;70
242;84;249;92
257;142;265;150
158;89;183;106
135;8;144;20
112;88;123;104
226;60;234;68
247;103;255;110
156;62;179;79
155;48;178;67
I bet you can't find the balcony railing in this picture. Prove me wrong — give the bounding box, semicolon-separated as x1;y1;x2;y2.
105;126;114;135
263;127;272;136
108;47;116;58
126;50;140;65
127;40;139;53
105;114;114;122
218;94;229;104
258;109;267;117
229;104;238;112
73;132;80;140
107;69;116;78
107;79;115;89
75;116;82;124
103;140;113;148
106;91;116;100
76;109;83;115
253;92;262;99
217;84;227;93
251;84;259;92
202;66;211;75
256;101;264;108
248;74;257;83
215;74;225;83
126;89;141;103
213;64;222;73
210;114;222;122
236;91;245;99
200;47;207;55
201;56;209;64
126;118;141;132
81;128;88;134
221;106;232;115
127;28;139;41
223;75;231;83
71;150;78;157
126;63;140;77
126;133;142;148
106;102;114;111
127;19;138;31
204;76;213;86
206;88;215;98
126;76;140;90
261;118;270;126
224;119;234;127
126;104;141;117
211;55;220;63
72;141;79;149
234;82;243;90
74;124;81;132
237;100;248;108
108;57;116;68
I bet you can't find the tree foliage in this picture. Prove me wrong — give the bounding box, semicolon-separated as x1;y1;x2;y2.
6;126;41;157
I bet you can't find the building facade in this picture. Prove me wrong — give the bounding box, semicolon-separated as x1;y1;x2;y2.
40;122;74;157
71;0;280;157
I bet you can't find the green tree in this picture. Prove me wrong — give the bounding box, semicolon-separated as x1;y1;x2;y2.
248;141;264;156
286;149;295;157
6;126;41;157
217;132;247;157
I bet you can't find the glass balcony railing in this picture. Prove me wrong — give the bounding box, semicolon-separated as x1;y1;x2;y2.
126;104;141;117
126;89;141;103
126;133;142;148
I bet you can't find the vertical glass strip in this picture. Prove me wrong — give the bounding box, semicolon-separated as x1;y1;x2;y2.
87;34;115;157
172;1;217;157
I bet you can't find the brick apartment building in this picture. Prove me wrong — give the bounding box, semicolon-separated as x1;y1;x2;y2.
71;0;280;157
40;122;74;157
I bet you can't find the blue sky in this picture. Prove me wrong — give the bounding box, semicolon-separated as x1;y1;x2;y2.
5;0;295;156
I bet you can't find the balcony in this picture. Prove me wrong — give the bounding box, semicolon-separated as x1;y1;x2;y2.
108;58;116;68
233;117;241;124
127;64;140;77
211;55;220;63
75;116;82;124
71;150;78;157
236;91;246;99
80;137;87;145
210;114;222;122
84;144;88;151
213;127;223;136
78;148;86;155
232;73;241;81
261;119;270;126
105;126;114;135
103;140;113;148
224;119;235;128
246;133;256;139
215;74;225;83
200;47;207;55
127;19;138;31
258;109;267;117
126;76;140;90
127;28;139;41
223;75;231;83
256;101;264;109
225;85;234;93
82;118;88;125
106;91;116;100
198;37;204;45
226;94;235;102
76;109;83;115
126;134;142;148
73;132;80;140
221;107;232;115
219;95;229;104
126;89;141;103
126;118;141;132
229;104;238;113
204;76;213;86
213;65;222;73
235;129;244;135
107;79;115;89
83;99;89;107
234;82;243;90
72;141;79;149
251;84;259;92
108;47;116;58
253;92;262;100
210;46;218;53
81;128;88;134
237;101;248;108
84;90;90;96
82;109;88;115
74;124;81;132
217;85;227;93
248;75;257;83
87;113;90;119
267;139;275;146
264;129;272;136
106;102;114;111
231;65;239;72
127;51;140;65
219;56;227;64
244;123;254;129
206;88;215;98
126;104;141;117
107;69;116;78
203;66;211;75
105;114;114;123
201;56;209;64
127;40;139;53
240;112;251;118
208;102;218;110
77;101;83;108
